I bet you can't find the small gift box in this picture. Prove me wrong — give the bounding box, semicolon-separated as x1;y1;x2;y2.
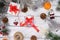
7;2;20;16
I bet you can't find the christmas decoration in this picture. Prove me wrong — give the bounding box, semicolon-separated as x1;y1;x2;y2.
2;36;8;40
40;13;47;19
0;32;2;34
31;35;37;40
13;21;18;26
46;31;60;40
48;9;55;19
43;1;51;10
0;25;8;36
14;32;24;40
13;19;18;26
2;29;8;36
3;38;8;40
7;2;20;16
9;5;19;14
2;17;8;24
21;4;28;13
20;16;39;32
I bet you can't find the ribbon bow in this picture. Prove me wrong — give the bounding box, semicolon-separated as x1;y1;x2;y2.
20;16;40;32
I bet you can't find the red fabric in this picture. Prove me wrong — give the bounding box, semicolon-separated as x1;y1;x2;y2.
9;4;20;14
20;16;40;32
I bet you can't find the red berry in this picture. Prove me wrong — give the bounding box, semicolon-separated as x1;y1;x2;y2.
0;32;2;34
2;26;5;29
13;22;18;25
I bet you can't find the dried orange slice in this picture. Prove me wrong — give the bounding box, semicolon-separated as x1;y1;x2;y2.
43;2;51;10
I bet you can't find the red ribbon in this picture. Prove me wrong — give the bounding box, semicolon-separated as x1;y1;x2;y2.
9;4;20;14
20;16;40;32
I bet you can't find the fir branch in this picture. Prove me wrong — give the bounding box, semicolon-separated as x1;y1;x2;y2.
46;31;60;40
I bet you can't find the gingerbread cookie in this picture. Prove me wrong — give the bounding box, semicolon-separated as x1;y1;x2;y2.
40;13;46;19
31;35;37;40
2;17;8;24
14;32;24;40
